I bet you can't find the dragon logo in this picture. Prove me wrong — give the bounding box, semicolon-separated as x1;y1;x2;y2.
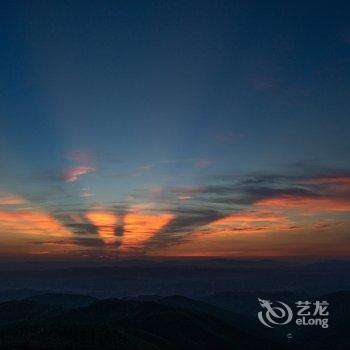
258;298;293;328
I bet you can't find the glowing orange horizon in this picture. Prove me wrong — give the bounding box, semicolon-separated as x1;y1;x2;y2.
256;195;350;212
120;213;173;251
0;210;72;238
85;211;118;245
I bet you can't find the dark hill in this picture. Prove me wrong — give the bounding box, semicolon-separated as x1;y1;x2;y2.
25;293;97;308
0;294;283;350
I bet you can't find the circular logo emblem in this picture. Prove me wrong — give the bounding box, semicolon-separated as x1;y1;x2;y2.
258;298;293;328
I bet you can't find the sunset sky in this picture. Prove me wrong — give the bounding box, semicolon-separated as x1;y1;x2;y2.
1;1;350;260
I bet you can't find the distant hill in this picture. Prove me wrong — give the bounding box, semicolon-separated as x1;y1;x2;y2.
0;260;348;297
202;291;308;316
0;299;63;325
26;293;97;308
0;289;49;302
0;293;283;350
0;291;348;349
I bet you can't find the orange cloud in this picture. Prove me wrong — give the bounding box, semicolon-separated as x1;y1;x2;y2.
63;166;96;182
256;195;350;212
85;211;118;244
0;194;28;205
0;210;72;237
205;211;293;235
178;196;193;201
120;213;173;251
213;211;288;225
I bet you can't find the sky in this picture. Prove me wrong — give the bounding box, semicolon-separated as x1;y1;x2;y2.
0;0;350;260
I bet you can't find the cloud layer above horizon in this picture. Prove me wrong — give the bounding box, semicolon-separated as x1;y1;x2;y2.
1;161;349;259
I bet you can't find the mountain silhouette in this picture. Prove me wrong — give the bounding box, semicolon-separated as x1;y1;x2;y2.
0;291;348;349
0;293;283;350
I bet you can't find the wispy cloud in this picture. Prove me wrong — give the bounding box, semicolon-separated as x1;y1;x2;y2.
0;193;28;205
80;188;94;198
196;209;295;235
178;196;193;201
302;174;350;187
62;166;96;182
195;159;213;168
133;165;153;176
140;168;350;250
168;185;207;194
256;194;350;212
145;208;225;249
